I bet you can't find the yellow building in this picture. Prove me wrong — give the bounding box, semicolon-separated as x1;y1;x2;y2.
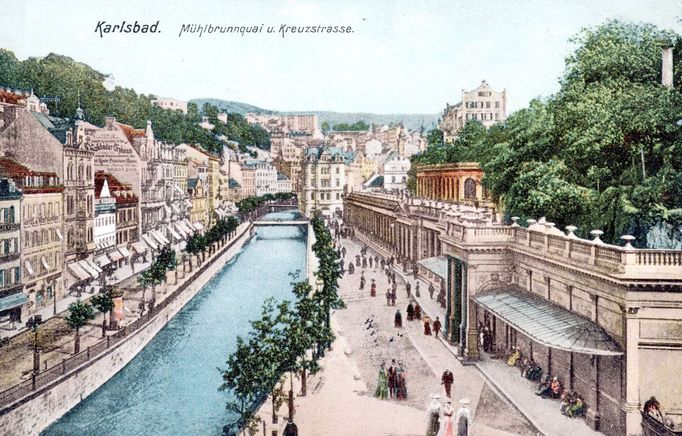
0;159;64;314
187;177;208;228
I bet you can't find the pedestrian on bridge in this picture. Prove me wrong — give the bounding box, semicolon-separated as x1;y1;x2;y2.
433;317;442;338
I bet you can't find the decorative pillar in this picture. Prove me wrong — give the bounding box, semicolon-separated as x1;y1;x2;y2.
623;308;641;436
449;257;462;343
464;264;479;359
586;355;601;431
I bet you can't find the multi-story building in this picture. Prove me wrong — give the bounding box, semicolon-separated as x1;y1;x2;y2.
62;108;96;266
240;160;257;198
151;98;188;114
382;151;411;191
253;160;278;196
245;113;319;136
300;146;346;218
95;172;138;248
93;176;117;258
276;173;292;193
439;80;507;142
0;159;64;314
0;179;24;324
187;177;208;228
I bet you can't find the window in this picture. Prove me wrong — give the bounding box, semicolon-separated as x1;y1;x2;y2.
14;267;20;283
495;113;499;120
495;101;500;109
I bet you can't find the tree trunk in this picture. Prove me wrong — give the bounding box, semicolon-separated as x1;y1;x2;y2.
74;327;80;354
272;389;278;424
101;315;107;338
300;368;307;396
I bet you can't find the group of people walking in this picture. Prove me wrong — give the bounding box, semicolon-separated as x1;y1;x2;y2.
375;359;408;400
426;395;470;436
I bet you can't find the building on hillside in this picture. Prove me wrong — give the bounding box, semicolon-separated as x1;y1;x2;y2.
240;160;257;198
249;160;278;196
382;152;411;191
0;159;64;315
439;80;507;142
187;177;208;229
276;173;292;193
151;98;188;114
299;146;346;218
415;162;493;207
246;113;319;136
0;179;24;325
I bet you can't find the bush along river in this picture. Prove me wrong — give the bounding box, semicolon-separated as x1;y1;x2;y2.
43;211;306;436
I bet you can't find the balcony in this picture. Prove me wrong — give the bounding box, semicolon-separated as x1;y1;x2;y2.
0;223;20;232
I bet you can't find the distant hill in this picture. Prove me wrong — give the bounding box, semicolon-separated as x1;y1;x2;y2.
190;98;439;132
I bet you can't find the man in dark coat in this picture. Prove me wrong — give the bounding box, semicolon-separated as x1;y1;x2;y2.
387;360;397;399
441;369;454;398
433;316;443;338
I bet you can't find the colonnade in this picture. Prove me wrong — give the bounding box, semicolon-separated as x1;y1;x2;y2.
416;175;461;201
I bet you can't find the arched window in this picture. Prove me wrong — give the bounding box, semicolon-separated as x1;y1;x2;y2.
9;206;15;223
78;163;84;181
464;178;477;199
67;160;74;180
86;165;91;181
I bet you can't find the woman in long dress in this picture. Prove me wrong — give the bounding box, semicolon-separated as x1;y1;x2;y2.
396;362;408;400
423;316;432;335
439;400;455;436
426;394;442;436
374;362;389;400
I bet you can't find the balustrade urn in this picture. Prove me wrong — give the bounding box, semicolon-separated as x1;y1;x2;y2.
565;225;578;239
620;235;636;249
511;216;520;227
526;219;537;226
590;229;605;244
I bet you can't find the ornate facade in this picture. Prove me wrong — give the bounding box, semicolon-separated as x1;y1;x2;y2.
439;80;507;142
415;162;494;209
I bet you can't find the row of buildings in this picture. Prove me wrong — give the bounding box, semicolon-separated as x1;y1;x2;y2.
0;89;236;326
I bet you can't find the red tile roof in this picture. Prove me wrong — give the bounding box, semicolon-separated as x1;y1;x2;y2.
115;122;145;145
0;158;63;194
94;171;138;204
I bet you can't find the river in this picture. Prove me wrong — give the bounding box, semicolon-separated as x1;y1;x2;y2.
43;211;307;436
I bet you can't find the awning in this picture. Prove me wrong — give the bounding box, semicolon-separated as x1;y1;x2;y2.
86;259;103;274
132;241;148;254
118;247;131;258
417;256;448;280
193;222;204;231
108;249;124;262
164;205;172;217
0;292;29;312
185;199;192;207
142;234;158;251
179;222;194;235
41;256;50;272
171;204;181;214
151;230;169;246
167;225;182;241
25;260;35;277
174;223;187;238
67;262;91;281
474;289;624;356
79;260;99;278
56;229;63;241
94;255;111;268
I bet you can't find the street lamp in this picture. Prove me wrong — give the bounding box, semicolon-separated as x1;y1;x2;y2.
26;315;43;389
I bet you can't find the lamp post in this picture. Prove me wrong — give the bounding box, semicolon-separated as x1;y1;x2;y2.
26;315;43;389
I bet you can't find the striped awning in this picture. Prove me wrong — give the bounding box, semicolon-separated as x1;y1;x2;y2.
118;247;131;258
142;234;158;251
108;249;124;262
152;230;169;246
79;260;99;278
67;262;91;281
179;221;194;234
474;289;624;356
174;223;187;238
131;241;147;254
0;292;28;312
167;225;182;241
193;222;204;231
25;260;35;277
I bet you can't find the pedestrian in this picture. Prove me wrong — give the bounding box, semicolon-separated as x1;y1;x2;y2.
369;257;373;269
394;309;403;328
341;246;346;258
387;359;397;399
396;361;407;399
456;398;471;436
390;289;397;306
440;399;455;436
429;283;435;299
374;255;379;267
441;369;454;398
414;303;422;320
355;254;360;267
340;259;345;273
426;394;442;436
433;316;442;338
406;282;411;298
380;258;385;269
406;302;414;321
415;281;421;298
423;316;432;335
348;263;354;275
359;274;366;291
374;362;389;400
386;289;392;306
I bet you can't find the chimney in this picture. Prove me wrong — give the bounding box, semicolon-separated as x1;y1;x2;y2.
2;105;17;129
662;47;673;89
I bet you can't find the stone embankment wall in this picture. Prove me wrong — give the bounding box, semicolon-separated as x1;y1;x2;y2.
0;223;254;436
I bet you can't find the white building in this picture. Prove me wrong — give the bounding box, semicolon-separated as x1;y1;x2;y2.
94;178;117;249
276;173;292;193
382;151;411;191
300;146;346;218
151;98;188;114
439;80;507;142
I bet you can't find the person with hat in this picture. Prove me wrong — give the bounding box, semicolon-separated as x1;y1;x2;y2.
425;393;442;436
440;398;455;436
456;398;471;436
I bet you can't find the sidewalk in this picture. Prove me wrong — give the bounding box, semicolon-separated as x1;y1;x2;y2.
373;239;600;436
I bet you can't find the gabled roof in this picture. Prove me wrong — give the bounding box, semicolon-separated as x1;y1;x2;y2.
115;122;146;145
95;171;137;204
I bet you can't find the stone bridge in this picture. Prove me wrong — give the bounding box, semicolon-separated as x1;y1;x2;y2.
343;191;682;436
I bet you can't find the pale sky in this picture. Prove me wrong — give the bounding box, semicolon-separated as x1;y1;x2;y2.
1;0;681;114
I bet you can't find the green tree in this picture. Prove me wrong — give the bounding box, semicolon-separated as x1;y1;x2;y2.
64;300;96;354
90;287;115;338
